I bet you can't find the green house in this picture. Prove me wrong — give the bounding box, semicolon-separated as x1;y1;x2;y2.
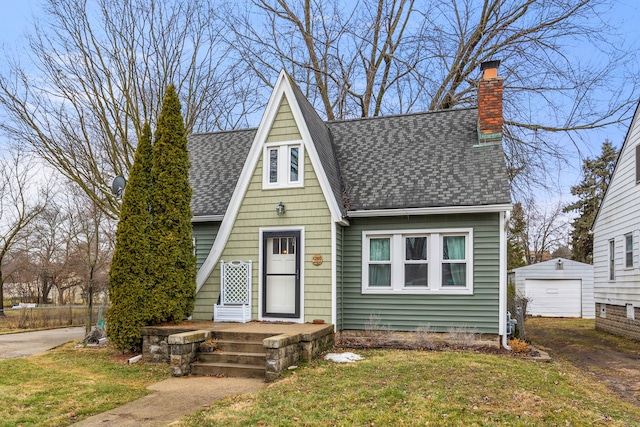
189;62;512;343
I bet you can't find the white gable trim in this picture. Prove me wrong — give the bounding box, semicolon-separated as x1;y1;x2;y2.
196;70;344;291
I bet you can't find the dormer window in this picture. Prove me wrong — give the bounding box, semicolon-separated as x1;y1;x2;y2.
263;142;304;189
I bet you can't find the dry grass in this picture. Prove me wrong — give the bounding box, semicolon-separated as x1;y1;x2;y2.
0;306;103;334
0;342;170;426
177;348;640;426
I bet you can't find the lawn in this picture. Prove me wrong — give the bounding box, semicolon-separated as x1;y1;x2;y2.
2;329;640;427
177;348;640;426
0;343;170;427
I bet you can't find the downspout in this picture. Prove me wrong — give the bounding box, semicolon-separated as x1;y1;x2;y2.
501;209;512;350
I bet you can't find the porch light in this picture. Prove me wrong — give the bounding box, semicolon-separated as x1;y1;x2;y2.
556;259;563;270
276;202;286;216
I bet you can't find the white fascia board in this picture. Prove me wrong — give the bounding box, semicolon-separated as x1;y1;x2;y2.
196;71;291;291
282;81;345;224
347;203;513;218
191;215;224;223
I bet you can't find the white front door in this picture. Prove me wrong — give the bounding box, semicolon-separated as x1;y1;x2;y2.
262;231;300;318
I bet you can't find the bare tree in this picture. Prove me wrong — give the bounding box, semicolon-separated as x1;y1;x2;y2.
227;0;425;119
520;198;569;265
0;0;260;220
227;0;639;191
65;186;114;332
29;203;79;305
0;149;50;316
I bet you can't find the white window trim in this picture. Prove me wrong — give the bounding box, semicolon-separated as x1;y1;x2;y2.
361;228;473;295
262;140;304;189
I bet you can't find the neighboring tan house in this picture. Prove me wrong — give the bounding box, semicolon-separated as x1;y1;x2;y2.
513;258;595;318
189;61;513;344
527;250;552;265
593;102;640;341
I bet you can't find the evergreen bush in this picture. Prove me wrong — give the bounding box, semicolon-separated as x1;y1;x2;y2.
150;85;196;323
106;123;154;351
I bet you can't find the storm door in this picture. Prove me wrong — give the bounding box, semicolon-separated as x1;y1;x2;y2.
262;230;301;318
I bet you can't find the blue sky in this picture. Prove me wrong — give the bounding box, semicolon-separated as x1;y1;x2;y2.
1;0;639;198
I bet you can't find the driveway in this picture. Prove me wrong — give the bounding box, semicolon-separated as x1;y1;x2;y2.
527;317;640;408
0;327;85;359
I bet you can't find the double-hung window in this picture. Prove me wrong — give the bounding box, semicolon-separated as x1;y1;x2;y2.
404;236;428;287
263;142;303;188
625;234;633;268
362;229;473;294
442;235;467;287
368;237;391;287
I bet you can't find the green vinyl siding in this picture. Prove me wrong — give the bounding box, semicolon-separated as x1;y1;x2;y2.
266;96;301;142
336;224;344;330
339;213;501;333
193;222;220;270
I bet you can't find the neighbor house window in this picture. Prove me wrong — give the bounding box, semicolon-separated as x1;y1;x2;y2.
625;234;633;268
609;239;615;280
263;142;304;188
362;229;473;294
636;145;640;184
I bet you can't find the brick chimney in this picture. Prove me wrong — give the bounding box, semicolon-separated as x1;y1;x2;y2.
478;60;503;144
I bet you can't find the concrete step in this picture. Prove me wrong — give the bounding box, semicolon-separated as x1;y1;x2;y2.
211;331;276;342
191;362;266;378
216;340;265;353
199;351;266;366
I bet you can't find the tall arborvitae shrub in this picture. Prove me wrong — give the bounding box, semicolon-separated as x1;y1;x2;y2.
106;123;154;351
150;85;196;323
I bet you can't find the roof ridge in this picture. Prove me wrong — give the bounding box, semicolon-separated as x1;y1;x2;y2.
191;127;258;137
327;106;477;125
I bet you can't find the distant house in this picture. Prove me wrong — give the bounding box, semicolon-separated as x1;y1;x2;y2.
513;258;595;318
527;250;552;265
188;62;513;344
592;102;640;341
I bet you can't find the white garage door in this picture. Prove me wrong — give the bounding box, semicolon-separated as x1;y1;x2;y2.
524;279;582;317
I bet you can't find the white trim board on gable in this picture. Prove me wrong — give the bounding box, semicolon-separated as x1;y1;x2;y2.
196;70;345;291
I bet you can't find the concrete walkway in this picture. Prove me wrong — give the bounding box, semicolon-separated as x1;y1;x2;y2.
0;327;85;359
71;376;267;426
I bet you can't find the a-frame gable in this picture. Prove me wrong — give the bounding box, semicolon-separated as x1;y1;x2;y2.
196;70;344;290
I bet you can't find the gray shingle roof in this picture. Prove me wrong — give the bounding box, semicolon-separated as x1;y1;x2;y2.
189;128;256;217
290;81;346;215
329;108;511;211
188;105;511;218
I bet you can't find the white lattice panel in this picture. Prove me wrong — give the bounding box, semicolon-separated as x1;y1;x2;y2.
222;262;250;304
215;260;252;323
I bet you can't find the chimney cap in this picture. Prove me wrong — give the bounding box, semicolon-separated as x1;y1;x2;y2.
480;60;501;71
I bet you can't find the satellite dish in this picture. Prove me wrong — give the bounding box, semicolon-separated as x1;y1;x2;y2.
112;176;126;197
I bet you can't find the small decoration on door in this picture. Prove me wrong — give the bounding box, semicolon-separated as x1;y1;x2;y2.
312;254;323;266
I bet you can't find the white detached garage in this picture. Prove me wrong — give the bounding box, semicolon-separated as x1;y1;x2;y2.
513;258;595;319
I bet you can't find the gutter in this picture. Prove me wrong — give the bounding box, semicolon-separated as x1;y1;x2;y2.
500;209;512;351
347;203;512;218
